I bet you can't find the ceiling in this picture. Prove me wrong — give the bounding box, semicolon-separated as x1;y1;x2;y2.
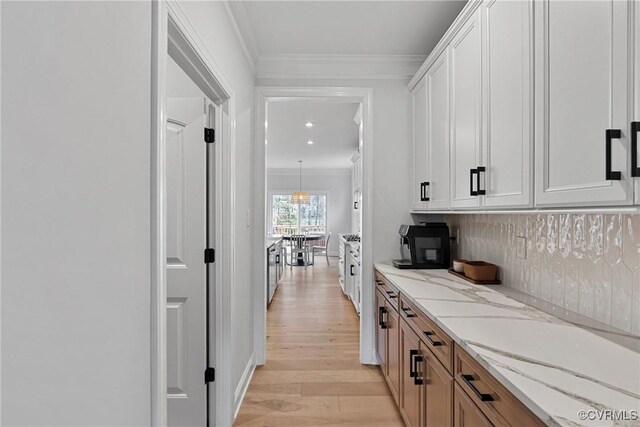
266;101;360;169
242;1;466;56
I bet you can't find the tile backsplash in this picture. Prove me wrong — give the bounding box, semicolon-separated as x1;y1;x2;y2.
444;214;640;335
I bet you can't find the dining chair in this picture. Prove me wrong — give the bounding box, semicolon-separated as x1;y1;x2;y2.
312;232;331;266
289;234;310;269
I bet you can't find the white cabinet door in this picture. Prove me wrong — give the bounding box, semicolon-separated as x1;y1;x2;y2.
534;0;634;207
412;78;429;210
482;0;533;208
450;11;483;209
426;50;451;210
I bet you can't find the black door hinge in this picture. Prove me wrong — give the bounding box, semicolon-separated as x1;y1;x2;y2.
204;127;215;143
204;248;215;264
204;367;215;384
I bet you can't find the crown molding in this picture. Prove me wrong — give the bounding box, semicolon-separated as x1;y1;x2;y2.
268;167;352;176
257;54;426;80
224;1;260;73
407;0;482;92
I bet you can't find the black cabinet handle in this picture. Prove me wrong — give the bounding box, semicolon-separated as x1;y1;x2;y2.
420;182;425;201
469;169;478;196
409;349;419;378
606;129;622;180
385;290;397;299
477;166;486;195
378;306;388;329
401;307;417;318
423;182;430;201
461;374;494;402
632;122;640;177
413;354;424;386
275;254;280;264
423;331;443;347
350;265;354;276
354;201;358;210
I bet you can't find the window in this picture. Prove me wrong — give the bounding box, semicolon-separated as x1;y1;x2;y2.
271;193;327;235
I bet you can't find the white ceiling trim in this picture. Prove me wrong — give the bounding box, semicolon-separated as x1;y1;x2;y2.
268;167;352;176
224;1;261;73
257;54;427;80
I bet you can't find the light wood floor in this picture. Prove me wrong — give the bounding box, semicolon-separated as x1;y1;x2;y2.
234;258;404;427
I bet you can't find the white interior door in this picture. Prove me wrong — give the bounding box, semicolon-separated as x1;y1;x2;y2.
166;97;209;426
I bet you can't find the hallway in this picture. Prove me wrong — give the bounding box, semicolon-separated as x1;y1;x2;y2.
234;259;403;426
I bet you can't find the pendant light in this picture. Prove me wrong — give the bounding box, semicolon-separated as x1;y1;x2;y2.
291;160;310;204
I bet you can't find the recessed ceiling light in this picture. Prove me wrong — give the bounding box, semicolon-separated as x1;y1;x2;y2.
307;140;314;145
305;122;313;128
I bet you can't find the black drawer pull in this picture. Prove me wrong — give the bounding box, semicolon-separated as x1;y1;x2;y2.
401;307;417;318
470;168;478;196
413;354;424;386
420;182;431;202
632;122;639;177
606;129;622;180
461;374;494;402
385;290;397;299
423;331;443;347
477;166;486;195
375;280;384;286
409;349;419;378
378;306;388;329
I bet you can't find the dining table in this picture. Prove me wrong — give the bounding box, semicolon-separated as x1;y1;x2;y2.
279;234;324;266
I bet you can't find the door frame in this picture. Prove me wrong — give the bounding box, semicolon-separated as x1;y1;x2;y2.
151;2;236;425
254;86;376;366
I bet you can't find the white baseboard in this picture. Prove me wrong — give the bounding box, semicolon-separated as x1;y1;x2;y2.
233;352;256;420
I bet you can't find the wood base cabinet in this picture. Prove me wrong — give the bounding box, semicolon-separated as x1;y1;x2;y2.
376;268;546;427
375;276;400;405
423;343;453;427
400;319;422;427
454;383;493;427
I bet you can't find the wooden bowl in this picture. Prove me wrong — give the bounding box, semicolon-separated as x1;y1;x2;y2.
463;261;498;282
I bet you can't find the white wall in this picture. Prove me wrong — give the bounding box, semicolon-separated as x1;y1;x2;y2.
1;1;257;424
1;2;152;425
267;171;352;255
258;78;413;264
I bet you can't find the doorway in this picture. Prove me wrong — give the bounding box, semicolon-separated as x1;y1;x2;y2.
253;87;375;367
151;3;236;425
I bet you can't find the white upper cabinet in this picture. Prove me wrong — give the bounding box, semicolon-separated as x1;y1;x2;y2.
425;50;451;210
412;78;429;210
534;0;634;207
481;0;533;208
450;10;482;209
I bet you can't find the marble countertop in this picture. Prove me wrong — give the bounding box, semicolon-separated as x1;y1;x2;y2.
374;261;640;427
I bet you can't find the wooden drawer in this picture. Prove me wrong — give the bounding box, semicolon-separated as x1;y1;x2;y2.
399;294;454;374
454;347;545;427
374;269;400;311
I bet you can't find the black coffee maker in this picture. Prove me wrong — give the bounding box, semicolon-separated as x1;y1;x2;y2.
392;223;450;269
